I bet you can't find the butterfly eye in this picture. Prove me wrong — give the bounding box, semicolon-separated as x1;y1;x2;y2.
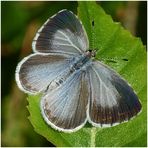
88;49;92;52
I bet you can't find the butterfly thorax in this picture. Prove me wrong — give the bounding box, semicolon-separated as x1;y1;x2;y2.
46;51;93;92
71;50;95;72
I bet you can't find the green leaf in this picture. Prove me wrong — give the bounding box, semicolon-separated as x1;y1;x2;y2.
27;2;146;147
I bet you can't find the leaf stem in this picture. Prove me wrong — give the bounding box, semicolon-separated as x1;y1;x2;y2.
90;127;97;147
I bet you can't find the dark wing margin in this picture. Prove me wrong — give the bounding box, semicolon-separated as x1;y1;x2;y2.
32;9;89;55
40;71;89;132
87;61;142;127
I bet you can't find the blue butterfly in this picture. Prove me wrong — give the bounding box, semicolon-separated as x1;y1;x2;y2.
15;10;142;133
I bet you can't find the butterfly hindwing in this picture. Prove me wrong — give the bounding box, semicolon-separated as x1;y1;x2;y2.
32;10;89;55
40;70;89;132
87;61;142;127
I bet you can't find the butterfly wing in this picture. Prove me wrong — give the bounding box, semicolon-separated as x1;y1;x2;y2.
32;10;89;55
87;61;142;127
15;53;73;94
40;70;89;132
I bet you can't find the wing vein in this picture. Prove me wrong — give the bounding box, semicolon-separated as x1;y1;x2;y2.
57;30;82;53
91;67;109;91
92;66;117;106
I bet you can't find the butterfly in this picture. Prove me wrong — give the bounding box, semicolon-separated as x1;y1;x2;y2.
15;9;142;133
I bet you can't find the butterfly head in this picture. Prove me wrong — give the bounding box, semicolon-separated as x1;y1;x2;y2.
85;49;97;58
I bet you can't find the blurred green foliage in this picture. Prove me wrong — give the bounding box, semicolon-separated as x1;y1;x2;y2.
1;1;147;147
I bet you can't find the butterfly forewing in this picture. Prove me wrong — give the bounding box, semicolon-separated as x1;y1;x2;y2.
16;53;73;94
87;61;142;126
32;10;89;55
41;71;89;132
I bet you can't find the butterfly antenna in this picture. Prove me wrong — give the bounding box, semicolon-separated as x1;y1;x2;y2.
91;9;97;56
91;20;95;50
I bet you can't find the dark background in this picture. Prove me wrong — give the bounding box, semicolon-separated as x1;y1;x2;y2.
1;1;147;147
